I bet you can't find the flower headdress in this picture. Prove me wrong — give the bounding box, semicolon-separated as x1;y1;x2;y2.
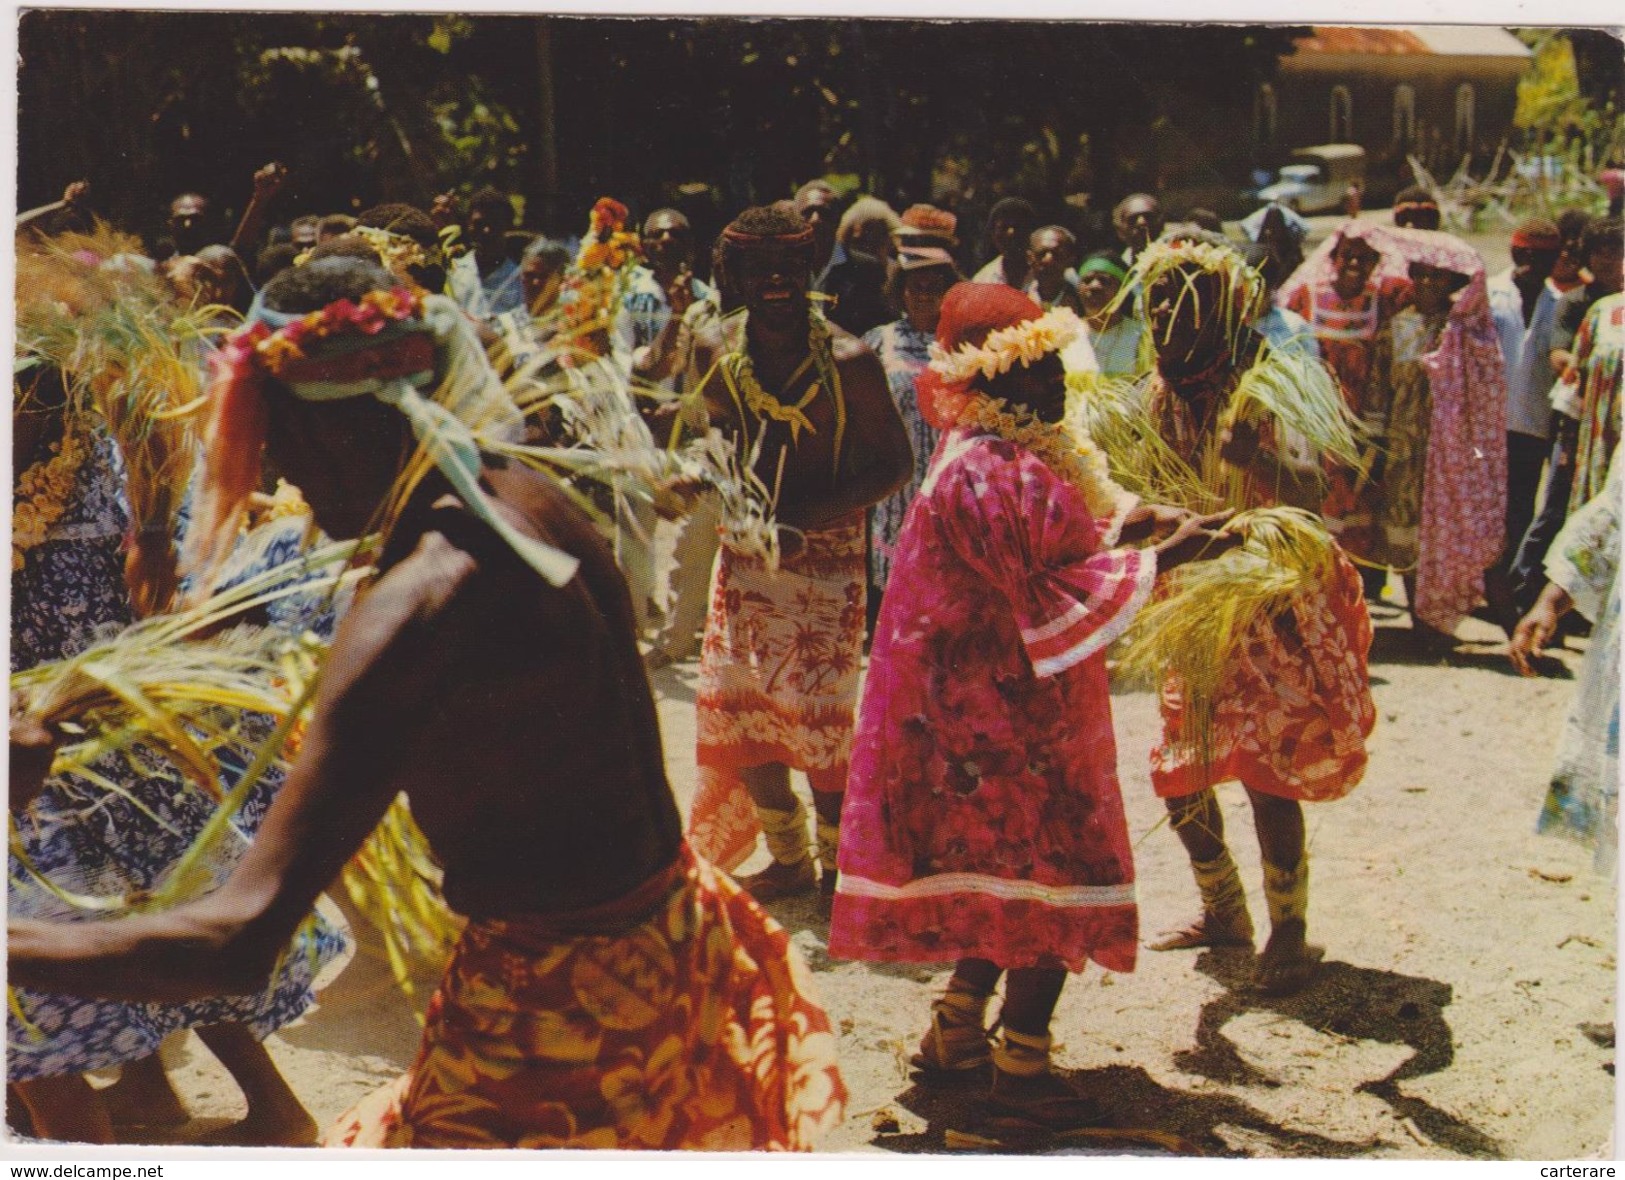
918;282;1133;531
926;305;1083;387
186;261;576;597
1121;236;1267;360
349;224;439;285
559;197;642;351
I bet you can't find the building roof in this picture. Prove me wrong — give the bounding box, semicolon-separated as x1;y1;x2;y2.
1293;26;1532;59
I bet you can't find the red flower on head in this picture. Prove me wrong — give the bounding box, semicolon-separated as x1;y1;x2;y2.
590;197;630;236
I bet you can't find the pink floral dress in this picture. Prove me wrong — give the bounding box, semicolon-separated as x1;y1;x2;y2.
829;428;1155;974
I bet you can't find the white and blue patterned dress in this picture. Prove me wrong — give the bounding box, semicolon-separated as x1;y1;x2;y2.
862;319;939;594
9;433;348;1081
1536;443;1620;876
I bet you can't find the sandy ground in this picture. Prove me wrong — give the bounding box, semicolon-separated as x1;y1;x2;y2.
42;218;1619;1158
106;596;1617;1160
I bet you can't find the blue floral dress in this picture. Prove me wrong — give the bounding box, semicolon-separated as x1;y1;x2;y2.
862;319;939;594
9;437;348;1081
1536;443;1620;876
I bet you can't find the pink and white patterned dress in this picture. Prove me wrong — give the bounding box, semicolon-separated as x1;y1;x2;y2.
828;428;1154;974
688;518;867;872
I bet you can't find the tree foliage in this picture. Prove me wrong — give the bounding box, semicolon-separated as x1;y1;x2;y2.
19;13;1302;250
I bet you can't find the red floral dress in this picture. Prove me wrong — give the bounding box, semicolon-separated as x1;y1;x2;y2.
828;429;1155;974
1284;277;1410;560
1146;377;1377;802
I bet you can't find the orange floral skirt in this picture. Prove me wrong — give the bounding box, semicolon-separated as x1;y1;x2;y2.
326;845;846;1151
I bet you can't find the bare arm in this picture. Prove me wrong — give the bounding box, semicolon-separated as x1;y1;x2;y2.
229;163;288;259
776;340;912;532
8;536;470;1001
16;181;90;238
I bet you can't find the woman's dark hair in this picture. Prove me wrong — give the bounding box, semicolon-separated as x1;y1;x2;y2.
883;259;962;315
1580;216;1622;259
254;242;298;286
356;203;440;250
261;255;394;315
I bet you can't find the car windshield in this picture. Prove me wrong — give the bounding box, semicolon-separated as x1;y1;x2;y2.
1280;164;1323;182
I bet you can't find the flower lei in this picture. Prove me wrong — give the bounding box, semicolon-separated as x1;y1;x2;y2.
350;225;438;284
955;398;1124;523
927;306;1083;385
720;311;845;455
560;197;642;348
244;286;424;376
957;395;1130;525
12;428;87;571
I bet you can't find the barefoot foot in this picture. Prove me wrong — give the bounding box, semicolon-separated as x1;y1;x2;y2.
1147;909;1254;952
738;858;816;902
1253;919;1323;996
102;1058;188;1130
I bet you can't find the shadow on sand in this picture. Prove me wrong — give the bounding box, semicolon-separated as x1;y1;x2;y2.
1174;949;1502;1158
875;1061;1383;1157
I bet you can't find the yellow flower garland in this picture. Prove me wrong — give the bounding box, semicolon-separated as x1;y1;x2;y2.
956;394;1133;525
719;312;847;469
12;429;88;571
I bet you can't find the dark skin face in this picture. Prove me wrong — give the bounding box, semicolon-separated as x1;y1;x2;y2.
641;211;693;282
1554;236;1587;285
728;242;814;339
993;215;1035;263
1510;245;1560;292
1407;262;1466;317
1077;268;1124;319
901;267;954;335
467;207;511;271
985;352;1067;424
1027;229;1076;295
169;194;210;253
794;188;839;266
1394;204;1442;232
1332;238;1380;301
1587;240;1625;293
1147;268;1227;378
1115;197;1163;253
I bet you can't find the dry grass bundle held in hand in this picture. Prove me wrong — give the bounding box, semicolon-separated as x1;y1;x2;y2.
1115;507;1338;770
16;225;230;544
1066;371;1217;511
10;538;362;913
481;314;786;569
340;795;466;1012
1215;343;1367;503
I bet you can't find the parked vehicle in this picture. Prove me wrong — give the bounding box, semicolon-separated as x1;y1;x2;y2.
1252;144;1367;215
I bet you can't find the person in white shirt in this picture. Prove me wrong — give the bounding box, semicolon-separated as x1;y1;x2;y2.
446;187;523;324
1485;218;1564;628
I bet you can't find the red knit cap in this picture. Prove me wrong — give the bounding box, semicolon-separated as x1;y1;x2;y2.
935;280;1044;353
918;282;1047;428
896;203;959;246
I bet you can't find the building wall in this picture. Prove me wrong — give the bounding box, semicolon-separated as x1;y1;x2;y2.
1266;55;1524;190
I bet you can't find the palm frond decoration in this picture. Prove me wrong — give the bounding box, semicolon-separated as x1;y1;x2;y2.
339;795;465;1015
10;538;361;912
16;224;234;544
1114;507;1338;769
1065;371;1217;511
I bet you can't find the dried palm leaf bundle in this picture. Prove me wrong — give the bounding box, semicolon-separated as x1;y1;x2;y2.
1212;343;1368;505
16;224;231;575
9;538;361;916
1065;371;1216;511
339;795;465;1012
484;318;787;570
1114;506;1338;766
